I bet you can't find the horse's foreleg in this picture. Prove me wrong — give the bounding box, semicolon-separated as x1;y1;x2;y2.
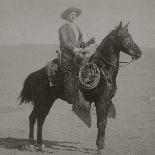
107;84;117;119
95;100;107;151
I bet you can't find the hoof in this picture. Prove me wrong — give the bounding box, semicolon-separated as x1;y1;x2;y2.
23;144;36;152
38;144;46;152
98;149;106;154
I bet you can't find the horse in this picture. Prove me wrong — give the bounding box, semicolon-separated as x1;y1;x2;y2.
18;21;142;154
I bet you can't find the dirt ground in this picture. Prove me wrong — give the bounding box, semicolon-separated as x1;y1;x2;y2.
0;45;155;155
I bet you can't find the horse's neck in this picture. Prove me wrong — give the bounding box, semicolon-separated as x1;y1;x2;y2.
98;37;120;71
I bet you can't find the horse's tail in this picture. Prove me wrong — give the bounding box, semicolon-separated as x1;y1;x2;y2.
18;67;47;104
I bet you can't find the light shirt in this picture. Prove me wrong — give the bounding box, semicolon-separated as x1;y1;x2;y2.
66;21;79;42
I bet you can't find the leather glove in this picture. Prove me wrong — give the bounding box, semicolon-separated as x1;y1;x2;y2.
87;37;96;45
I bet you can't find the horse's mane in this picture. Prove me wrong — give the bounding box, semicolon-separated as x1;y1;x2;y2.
97;30;117;52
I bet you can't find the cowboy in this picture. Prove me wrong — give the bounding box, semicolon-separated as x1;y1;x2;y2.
59;7;95;110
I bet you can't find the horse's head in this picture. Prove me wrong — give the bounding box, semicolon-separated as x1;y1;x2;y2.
116;21;142;60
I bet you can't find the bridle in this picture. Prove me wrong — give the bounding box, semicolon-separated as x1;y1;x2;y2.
96;34;135;68
97;50;134;68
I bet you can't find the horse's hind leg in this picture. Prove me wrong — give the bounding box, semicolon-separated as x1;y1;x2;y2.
24;106;37;151
36;103;53;152
29;106;37;144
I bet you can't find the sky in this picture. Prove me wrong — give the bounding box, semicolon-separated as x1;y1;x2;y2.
0;0;155;47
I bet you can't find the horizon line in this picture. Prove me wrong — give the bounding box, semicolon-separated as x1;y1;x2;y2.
0;43;154;49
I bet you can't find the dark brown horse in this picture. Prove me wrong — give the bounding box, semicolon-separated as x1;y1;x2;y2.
18;22;142;154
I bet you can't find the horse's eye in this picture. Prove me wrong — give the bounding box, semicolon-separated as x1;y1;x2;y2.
121;34;129;39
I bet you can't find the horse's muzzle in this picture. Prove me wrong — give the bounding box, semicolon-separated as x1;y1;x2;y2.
131;48;142;60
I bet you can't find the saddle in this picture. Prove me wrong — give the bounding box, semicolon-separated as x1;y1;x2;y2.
46;49;101;89
45;52;63;86
46;46;112;89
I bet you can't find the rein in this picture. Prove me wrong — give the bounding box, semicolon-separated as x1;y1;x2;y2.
119;59;134;67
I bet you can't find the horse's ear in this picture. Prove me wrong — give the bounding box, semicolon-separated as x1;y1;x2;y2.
125;22;129;28
115;21;123;31
118;21;123;29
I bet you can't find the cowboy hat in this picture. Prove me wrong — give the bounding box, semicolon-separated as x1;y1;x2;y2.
61;7;82;20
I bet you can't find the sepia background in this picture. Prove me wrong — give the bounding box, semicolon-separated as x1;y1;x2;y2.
0;0;155;47
0;0;155;154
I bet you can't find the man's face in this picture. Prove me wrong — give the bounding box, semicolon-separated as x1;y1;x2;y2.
67;11;77;23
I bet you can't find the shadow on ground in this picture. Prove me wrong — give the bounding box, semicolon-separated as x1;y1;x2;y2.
0;137;97;154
